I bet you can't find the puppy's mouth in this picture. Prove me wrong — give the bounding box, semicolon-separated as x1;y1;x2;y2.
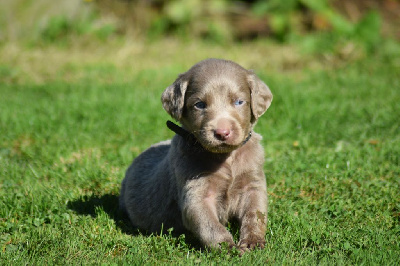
202;142;240;153
194;129;251;154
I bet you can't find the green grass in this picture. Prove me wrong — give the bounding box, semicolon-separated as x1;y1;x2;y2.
1;40;399;264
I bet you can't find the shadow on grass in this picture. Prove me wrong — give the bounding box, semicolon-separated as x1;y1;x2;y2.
67;193;203;249
67;193;138;235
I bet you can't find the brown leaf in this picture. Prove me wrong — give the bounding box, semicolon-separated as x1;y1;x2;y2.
368;139;379;145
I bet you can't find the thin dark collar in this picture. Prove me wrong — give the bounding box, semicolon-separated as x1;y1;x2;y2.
166;120;252;148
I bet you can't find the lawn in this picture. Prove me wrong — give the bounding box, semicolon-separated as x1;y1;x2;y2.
0;39;399;264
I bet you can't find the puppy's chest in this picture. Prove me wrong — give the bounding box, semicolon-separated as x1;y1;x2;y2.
223;147;256;178
210;165;249;223
211;156;253;197
211;149;261;211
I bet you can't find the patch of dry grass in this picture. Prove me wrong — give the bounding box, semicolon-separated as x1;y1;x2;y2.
1;38;352;85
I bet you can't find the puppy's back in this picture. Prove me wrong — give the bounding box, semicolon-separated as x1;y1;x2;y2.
120;140;183;232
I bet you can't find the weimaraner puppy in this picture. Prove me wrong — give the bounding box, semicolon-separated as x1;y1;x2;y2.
120;58;273;252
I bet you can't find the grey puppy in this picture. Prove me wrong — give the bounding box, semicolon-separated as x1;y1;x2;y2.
119;58;273;252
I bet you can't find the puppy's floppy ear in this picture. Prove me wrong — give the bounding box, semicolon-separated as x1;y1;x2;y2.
161;73;189;121
247;72;273;123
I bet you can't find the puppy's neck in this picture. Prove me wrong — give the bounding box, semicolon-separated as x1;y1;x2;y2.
166;120;196;143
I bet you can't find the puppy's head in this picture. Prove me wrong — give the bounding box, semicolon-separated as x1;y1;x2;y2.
162;58;272;153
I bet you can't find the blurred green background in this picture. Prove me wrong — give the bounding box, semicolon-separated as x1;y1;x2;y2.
1;0;399;45
1;0;399;85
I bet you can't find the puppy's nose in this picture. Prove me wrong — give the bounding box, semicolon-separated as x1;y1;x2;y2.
214;128;231;141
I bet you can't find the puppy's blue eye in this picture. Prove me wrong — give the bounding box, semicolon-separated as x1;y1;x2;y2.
194;101;206;109
234;100;244;106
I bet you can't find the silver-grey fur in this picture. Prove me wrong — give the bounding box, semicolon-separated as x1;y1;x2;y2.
119;58;273;252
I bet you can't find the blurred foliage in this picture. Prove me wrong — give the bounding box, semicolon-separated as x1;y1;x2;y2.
249;0;384;54
148;0;232;42
252;0;354;40
40;14;116;43
0;0;117;44
291;10;382;55
1;0;399;54
95;0;396;54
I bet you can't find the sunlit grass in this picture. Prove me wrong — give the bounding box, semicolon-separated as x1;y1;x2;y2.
0;38;399;264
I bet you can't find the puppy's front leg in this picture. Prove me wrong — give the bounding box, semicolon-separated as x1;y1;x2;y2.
181;179;234;249
237;178;268;252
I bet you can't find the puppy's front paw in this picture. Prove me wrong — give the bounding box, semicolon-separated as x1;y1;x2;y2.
200;230;236;250
238;236;266;253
